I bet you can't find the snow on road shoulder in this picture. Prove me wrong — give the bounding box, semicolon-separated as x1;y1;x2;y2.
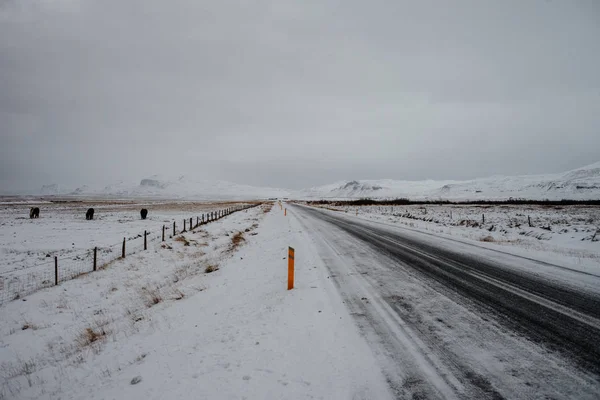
1;203;392;400
317;204;600;276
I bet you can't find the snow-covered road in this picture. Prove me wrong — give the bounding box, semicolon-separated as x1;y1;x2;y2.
291;204;600;399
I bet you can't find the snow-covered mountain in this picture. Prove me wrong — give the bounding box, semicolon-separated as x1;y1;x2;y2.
38;175;290;200
297;162;600;200
35;162;600;201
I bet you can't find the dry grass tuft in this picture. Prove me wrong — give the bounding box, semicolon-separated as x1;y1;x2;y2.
141;286;163;307
170;288;185;300
76;319;110;348
205;264;219;273
79;328;105;346
20;319;39;331
174;235;190;246
480;235;495;242
230;232;245;251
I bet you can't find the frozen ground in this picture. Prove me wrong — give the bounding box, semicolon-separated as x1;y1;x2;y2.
2;200;599;399
313;203;600;275
0;202;392;400
0;199;257;306
0;199;252;274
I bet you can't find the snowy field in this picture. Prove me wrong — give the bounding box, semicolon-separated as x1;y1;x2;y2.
313;203;600;274
0;199;254;304
0;199;252;272
1;200;599;399
0;202;392;400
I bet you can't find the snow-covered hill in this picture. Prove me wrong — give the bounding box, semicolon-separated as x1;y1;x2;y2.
297;162;600;200
36;162;600;201
38;175;290;200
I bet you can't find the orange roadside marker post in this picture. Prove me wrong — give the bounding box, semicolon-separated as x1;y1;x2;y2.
287;247;295;290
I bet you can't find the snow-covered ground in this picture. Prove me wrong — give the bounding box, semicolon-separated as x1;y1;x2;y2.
298;161;600;200
312;203;600;275
0;199;251;274
0;199;256;305
0;203;393;400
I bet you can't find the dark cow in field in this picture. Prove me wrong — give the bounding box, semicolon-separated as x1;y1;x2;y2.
86;208;95;220
29;207;40;219
140;208;148;220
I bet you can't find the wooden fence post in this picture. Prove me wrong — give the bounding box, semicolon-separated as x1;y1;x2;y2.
122;237;126;258
93;247;97;271
196;216;199;227
528;215;532;227
190;217;193;230
144;230;147;251
482;214;485;224
162;225;165;241
54;256;58;285
173;221;176;236
183;219;186;232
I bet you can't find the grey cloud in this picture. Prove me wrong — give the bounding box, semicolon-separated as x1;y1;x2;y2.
1;0;599;193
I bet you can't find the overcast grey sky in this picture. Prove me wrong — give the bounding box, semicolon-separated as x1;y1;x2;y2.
1;0;599;192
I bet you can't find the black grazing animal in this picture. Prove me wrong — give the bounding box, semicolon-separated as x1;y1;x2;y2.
29;207;40;219
86;208;95;220
140;208;148;220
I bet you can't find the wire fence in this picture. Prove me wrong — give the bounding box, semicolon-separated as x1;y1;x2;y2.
0;203;261;306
